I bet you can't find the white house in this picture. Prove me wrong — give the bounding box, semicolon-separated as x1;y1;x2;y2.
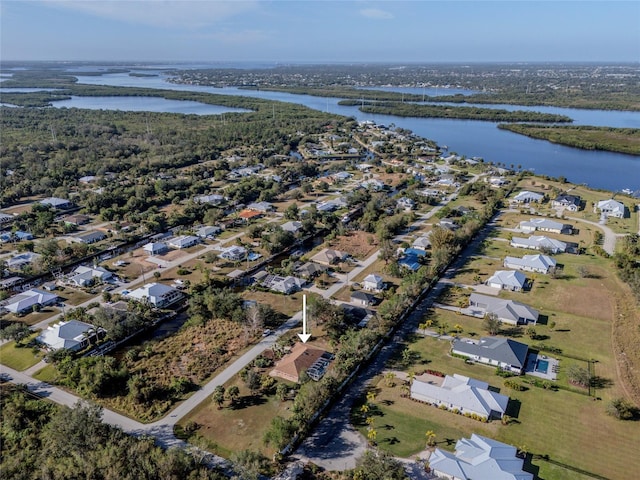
468;293;539;325
510;235;567;254
396;197;416;211
195;226;221;239
486;270;528;291
362;274;384;292
281;221;303;233
503;254;556;274
519;218;572;234
350;290;376;306
40;197;73;210
410;374;509;420
168;235;200;249
412;234;431;250
143;242;169;255
37;320;103;352
452;337;529;374
126;283;183;308
261;274;304;294
430;434;533;480
68;265;114;287
3;289;59;315
596;199;625;218
512;190;544;203
194;194;226;205
7;252;40;270
219;245;247;262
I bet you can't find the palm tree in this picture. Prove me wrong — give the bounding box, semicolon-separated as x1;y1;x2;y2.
454;324;463;335
360;404;370;415
366;391;376;404
400;383;410;398
385;371;396;388
212;386;225;409
425;430;436;447
407;370;416;385
226;385;240;405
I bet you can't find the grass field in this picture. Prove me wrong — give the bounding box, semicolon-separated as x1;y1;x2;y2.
0;336;43;370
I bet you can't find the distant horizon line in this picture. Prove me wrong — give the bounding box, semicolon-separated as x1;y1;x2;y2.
1;59;638;66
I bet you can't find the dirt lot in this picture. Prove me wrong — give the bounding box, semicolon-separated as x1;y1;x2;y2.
328;230;378;259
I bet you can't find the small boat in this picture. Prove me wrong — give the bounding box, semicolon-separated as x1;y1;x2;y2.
621;188;633;195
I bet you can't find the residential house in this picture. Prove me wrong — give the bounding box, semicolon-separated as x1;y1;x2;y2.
331;171;353;183
246;201;274;213
503;254;556;274
143;242;169;255
362;274;384;292
0;213;14;224
126;283;183;308
295;262;327;280
1;231;34;243
7;252;40;270
412;235;431;250
78;175;98;184
0;277;24;291
430;434;533;480
281;221;303;233
194;194;226;205
360;179;385;191
36;320;104;352
596;199;625;218
168;235;200;249
510;235;569;254
219;245;247;262
72;230;107;244
399;247;427;271
468;293;539;325
489;176;508;186
439;218;460;231
40;197;73;210
396;197;416;211
552;193;582;211
269;343;328;383
261;274;304;294
410;374;509;420
69;265;113;287
195;226;221;239
512;190;544;204
350;290;377;306
3;289;59;314
486;270;528;291
310;248;347;266
64;214;91;226
519;218;572;234
451;337;529;374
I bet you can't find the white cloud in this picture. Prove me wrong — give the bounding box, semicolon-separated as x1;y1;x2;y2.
44;0;260;29
359;8;393;20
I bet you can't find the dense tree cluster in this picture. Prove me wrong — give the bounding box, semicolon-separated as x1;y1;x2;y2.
0;387;226;480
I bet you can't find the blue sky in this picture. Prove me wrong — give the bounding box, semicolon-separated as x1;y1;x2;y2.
2;1;639;63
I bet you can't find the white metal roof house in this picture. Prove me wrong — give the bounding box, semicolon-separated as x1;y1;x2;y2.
194;194;226;205
468;293;539;325
195;226;222;239
167;235;200;249
486;270;528;291
519;218;572;234
596;199;625;218
3;289;59;315
40;197;73;210
261;274;304;294
363;274;384;292
430;434;533;480
72;230;107;244
7;252;41;270
126;283;183;308
281;221;303;233
510;235;567;254
411;374;509;420
512;191;544;203
36;320;103;352
452;337;529;374
69;265;114;287
503;254;556;274
143;242;169;255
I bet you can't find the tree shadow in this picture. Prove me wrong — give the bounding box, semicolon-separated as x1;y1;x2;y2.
230;395;267;410
380;399;395;406
590;376;613;389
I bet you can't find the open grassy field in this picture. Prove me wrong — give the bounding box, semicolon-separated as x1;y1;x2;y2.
177;376;294;458
0;335;43;370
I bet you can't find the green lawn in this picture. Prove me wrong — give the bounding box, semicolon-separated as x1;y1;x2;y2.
0;335;43;371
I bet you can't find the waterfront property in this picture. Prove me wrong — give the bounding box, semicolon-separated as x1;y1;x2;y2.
167;235;200;249
511;190;544;204
552;193;582;211
269;343;328;383
596;199;625;218
451;337;529;374
125;283;183;308
68;265;114;287
2;289;59;315
36;319;104;352
143;242;169;255
410;373;509;420
429;434;533;480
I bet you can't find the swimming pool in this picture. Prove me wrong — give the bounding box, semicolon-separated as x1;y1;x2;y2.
536;359;550;374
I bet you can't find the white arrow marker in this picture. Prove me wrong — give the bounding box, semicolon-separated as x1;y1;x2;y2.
298;294;311;343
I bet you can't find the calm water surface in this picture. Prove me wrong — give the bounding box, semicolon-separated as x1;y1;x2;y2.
62;71;640;192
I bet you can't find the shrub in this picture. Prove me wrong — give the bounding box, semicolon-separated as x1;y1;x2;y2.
606;398;639;420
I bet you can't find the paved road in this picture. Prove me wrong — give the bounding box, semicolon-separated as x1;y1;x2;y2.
567;216;620;254
293;211;502;471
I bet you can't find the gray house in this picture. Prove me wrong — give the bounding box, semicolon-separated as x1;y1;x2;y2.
503;254;556;274
468;293;539;325
452;337;529;374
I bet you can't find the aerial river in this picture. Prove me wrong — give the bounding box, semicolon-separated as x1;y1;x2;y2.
32;67;640;192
